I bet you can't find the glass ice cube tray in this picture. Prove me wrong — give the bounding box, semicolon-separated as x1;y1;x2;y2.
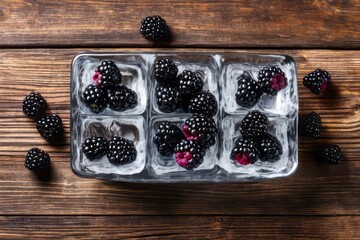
70;52;298;183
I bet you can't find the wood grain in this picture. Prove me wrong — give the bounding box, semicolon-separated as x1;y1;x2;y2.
0;1;359;48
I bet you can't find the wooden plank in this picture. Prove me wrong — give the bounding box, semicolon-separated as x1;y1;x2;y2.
0;1;359;48
0;216;359;239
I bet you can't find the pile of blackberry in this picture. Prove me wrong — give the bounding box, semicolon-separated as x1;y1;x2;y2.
82;60;138;114
153;58;218;116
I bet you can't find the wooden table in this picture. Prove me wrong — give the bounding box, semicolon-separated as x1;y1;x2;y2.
0;1;359;239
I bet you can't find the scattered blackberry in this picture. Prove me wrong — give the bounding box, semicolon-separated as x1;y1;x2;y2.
257;133;283;162
107;137;137;165
153;121;184;156
303;69;331;94
188;91;218;116
155;85;181;113
177;70;203;99
318;144;341;164
140;16;170;41
153;59;178;85
182;114;218;148
258;66;287;95
299;112;322;138
82;84;108;113
22;92;47;120
230;138;259;165
82;137;109;160
174;140;205;169
24;148;50;171
36;115;63;141
108;85;137;111
235;72;263;108
240;110;269;139
93;60;122;89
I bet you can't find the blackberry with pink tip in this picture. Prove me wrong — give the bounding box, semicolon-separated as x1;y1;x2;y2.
240;110;269;140
257;133;283;162
230;138;259;165
258;66;287;95
107;137;137;165
303;69;331;94
82;84;108;113
24;148;50;171
188;91;218;116
153;58;178;85
318;144;341;164
174;140;205;170
153;121;184;156
22;92;47;120
93;60;122;89
36;115;63;141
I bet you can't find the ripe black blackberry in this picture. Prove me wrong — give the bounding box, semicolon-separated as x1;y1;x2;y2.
153;58;178;85
82;137;109;160
140;16;170;41
318;144;341;164
93;60;122;89
153;121;184;156
235;72;263;108
177;70;204;100
182;114;218;148
108;85;137;111
107;137;137;165
299;112;322;138
257;133;283;162
175;140;205;169
22;92;47;120
303;69;331;94
188;91;218;116
230;138;259;165
82;84;108;113
155;85;182;113
36;115;63;141
258;66;287;95
24;148;50;171
240;110;269;139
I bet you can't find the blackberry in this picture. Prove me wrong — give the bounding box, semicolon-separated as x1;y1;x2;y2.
258;133;283;162
140;16;170;41
230;138;259;165
153;59;178;85
318;144;341;164
82;84;108;113
24;148;50;171
299;112;322;138
93;60;122;89
188;91;218;116
235;73;263;108
22;92;47;120
36;115;63;141
174;140;205;169
177;70;203;99
155;85;181;113
258;66;287;95
108;85;137;111
107;137;137;165
240;110;269;139
182;114;218;148
153;121;184;156
303;69;331;94
82;137;109;160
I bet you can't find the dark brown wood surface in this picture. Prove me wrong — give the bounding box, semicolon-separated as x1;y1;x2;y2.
0;0;360;239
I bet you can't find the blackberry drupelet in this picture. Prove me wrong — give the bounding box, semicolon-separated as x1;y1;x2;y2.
299;112;322;138
303;69;331;94
258;66;287;95
177;70;203;100
318;144;341;164
188;91;218;116
240;110;269;139
107;137;137;165
230;138;259;165
82;84;108;113
153;58;178;85
93;60;122;89
182;114;218;148
24;148;50;171
174;140;205;169
140;16;170;41
82;137;109;160
36;115;63;141
257;133;283;162
108;85;137;111
155;85;182;113
22;92;47;120
235;73;263;108
153;121;184;156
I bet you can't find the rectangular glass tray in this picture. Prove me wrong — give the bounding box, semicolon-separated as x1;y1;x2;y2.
70;52;298;183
